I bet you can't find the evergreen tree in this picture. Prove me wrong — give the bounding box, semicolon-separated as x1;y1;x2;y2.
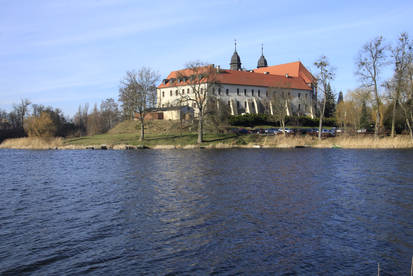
324;82;336;118
359;100;370;130
337;91;344;105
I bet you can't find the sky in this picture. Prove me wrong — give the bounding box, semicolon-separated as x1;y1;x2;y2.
1;0;413;117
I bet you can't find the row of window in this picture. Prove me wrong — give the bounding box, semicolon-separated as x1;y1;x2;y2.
161;88;309;99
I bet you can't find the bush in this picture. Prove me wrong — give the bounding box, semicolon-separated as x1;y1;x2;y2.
229;113;269;127
24;112;57;137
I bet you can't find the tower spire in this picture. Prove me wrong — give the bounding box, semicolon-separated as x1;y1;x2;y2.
230;39;241;70
257;43;268;68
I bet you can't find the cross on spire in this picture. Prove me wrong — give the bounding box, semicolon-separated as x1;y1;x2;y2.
261;43;264;55
234;39;237;51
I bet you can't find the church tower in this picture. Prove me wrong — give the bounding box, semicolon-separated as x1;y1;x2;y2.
230;40;242;70
257;44;268;68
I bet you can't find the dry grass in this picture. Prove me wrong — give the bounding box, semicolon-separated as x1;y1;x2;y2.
0;137;63;149
316;136;413;149
243;135;413;149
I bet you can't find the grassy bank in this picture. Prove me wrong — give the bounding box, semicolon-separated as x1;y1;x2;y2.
2;134;413;150
1;120;412;149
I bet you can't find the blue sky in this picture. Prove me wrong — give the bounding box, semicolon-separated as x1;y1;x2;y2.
1;0;412;116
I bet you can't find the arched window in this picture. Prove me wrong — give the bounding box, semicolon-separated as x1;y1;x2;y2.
258;90;260;97
170;90;172;96
252;89;254;96
218;88;221;95
244;89;247;96
226;89;229;96
175;90;178;96
237;88;240;95
162;91;165;97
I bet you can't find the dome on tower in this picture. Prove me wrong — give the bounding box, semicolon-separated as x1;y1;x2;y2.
230;40;242;70
231;51;241;65
257;55;268;68
257;44;268;68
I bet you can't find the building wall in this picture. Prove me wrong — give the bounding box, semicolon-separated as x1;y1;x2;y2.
157;83;314;117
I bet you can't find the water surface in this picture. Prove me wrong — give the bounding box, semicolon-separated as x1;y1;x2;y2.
0;149;412;275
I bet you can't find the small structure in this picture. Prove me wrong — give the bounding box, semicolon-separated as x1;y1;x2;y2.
135;106;193;121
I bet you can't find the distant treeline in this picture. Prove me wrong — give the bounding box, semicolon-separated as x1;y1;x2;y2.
0;98;121;142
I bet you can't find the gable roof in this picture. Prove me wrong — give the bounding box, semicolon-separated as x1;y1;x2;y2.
216;70;312;90
253;61;315;85
158;67;312;91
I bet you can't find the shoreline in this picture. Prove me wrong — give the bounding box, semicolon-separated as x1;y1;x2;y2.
1;136;413;150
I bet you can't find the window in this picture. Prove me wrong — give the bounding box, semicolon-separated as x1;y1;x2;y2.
298;93;301;98
288;92;291;96
298;104;301;111
258;90;260;97
182;89;185;94
237;101;240;108
252;89;254;96
218;88;221;95
162;91;165;97
237;88;240;95
244;101;247;108
201;88;204;94
193;103;196;108
175;90;178;96
266;90;268;97
228;100;230;106
226;89;229;96
244;89;247;96
170;90;172;96
187;88;190;94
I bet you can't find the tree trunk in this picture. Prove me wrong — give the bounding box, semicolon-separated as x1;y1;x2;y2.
391;99;397;138
373;81;380;138
375;109;380;138
139;116;144;142
318;95;327;140
281;119;286;136
197;110;203;144
406;117;413;140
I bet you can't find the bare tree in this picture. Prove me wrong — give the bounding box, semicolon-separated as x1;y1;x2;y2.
176;62;218;143
100;98;120;132
390;33;412;137
12;98;31;128
119;67;159;141
356;36;388;137
74;103;89;136
314;56;335;139
268;88;291;135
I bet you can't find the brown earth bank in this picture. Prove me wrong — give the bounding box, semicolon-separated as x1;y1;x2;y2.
1;136;413;150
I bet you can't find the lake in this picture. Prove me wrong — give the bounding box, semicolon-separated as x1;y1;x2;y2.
0;149;412;275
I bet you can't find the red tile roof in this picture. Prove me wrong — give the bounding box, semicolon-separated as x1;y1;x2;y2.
158;66;312;91
216;69;312;90
253;61;315;85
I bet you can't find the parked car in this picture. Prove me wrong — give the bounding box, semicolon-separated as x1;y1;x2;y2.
264;128;276;135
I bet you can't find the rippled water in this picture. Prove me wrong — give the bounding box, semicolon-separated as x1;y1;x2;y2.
0;149;412;275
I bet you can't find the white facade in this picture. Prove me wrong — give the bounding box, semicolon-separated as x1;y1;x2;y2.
156;83;313;117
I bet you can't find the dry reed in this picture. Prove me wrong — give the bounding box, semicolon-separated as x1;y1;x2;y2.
0;137;63;149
